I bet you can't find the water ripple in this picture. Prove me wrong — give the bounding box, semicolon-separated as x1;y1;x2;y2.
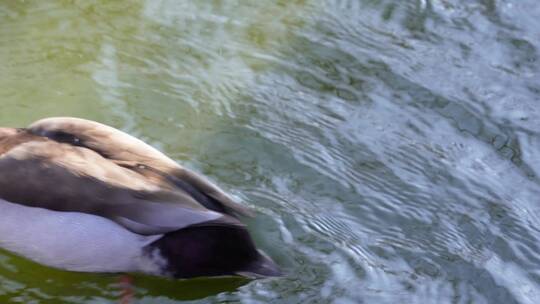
1;0;540;303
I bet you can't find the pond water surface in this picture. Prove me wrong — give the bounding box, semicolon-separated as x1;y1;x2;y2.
1;1;540;303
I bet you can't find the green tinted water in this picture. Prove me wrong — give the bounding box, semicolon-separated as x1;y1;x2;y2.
1;0;540;303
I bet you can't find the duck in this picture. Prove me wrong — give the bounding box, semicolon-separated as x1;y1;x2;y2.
0;117;281;279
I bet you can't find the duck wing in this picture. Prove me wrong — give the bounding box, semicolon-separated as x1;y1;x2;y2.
0;138;230;236
28;117;253;217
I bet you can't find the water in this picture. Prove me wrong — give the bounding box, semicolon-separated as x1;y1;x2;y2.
1;0;539;303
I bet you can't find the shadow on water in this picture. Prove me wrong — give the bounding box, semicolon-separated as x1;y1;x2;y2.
130;275;250;302
0;249;249;303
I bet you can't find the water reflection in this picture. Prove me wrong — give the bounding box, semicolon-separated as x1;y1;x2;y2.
1;0;540;303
